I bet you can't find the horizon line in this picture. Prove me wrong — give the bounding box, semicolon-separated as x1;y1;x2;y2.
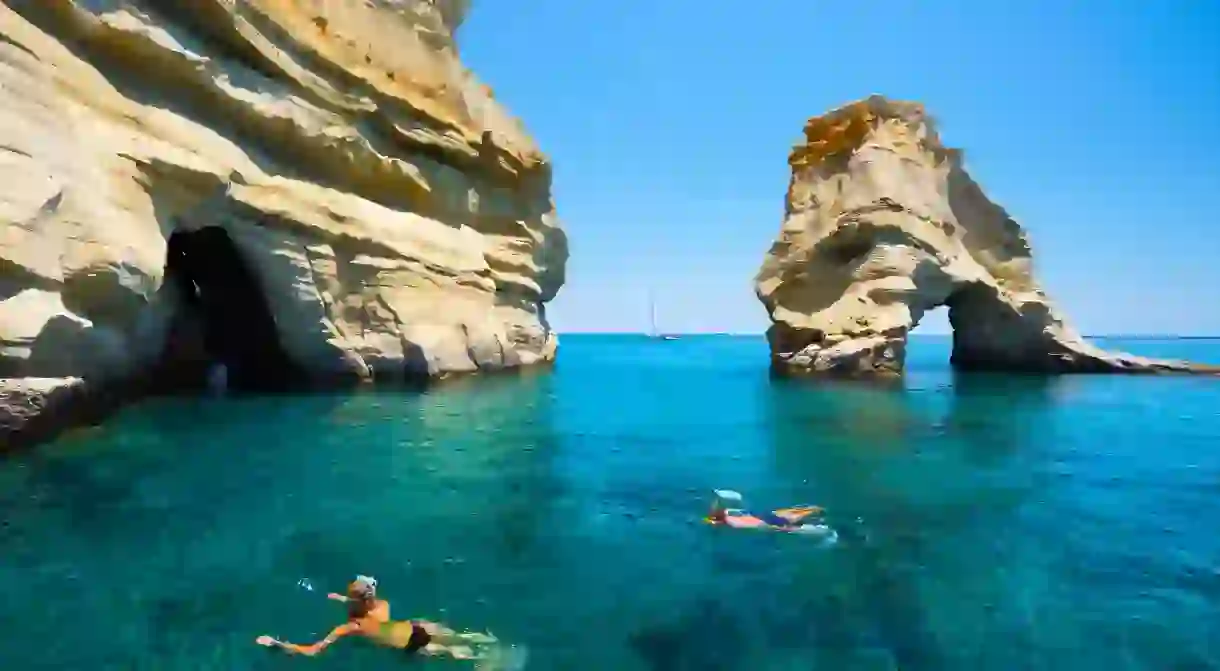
554;331;1220;340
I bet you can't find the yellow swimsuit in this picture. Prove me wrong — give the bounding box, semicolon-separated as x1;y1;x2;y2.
373;620;431;654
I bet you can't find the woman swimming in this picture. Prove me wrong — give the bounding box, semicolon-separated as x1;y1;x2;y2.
704;489;826;531
256;575;497;661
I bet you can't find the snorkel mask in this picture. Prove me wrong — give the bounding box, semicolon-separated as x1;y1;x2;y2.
713;489;744;512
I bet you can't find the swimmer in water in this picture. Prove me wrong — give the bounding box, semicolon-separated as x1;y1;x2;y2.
256;575;497;661
705;489;824;531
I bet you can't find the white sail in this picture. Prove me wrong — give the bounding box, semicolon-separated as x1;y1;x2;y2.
649;291;677;340
649;291;658;337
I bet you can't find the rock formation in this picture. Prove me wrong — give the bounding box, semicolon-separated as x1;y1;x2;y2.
755;95;1209;379
0;0;567;447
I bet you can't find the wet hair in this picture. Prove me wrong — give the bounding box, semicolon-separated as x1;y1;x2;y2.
346;576;378;619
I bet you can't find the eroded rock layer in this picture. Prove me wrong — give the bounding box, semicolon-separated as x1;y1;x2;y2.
0;0;568;444
755;95;1208;378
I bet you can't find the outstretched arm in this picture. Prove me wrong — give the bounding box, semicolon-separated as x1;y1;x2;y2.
257;623;356;657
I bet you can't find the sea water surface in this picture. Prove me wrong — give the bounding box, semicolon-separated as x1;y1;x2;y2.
2;335;1219;670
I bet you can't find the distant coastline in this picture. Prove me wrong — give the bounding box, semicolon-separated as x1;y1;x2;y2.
1084;334;1220;341
557;331;756;336
555;332;1220;341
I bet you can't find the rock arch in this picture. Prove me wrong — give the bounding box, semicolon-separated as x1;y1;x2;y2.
755;96;1209;378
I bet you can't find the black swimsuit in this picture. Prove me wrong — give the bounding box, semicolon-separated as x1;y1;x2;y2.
403;622;432;654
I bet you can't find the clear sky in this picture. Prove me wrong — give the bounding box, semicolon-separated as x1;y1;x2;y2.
458;1;1220;335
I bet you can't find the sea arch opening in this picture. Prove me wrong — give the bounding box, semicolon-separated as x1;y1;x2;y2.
903;277;1021;375
905;303;953;374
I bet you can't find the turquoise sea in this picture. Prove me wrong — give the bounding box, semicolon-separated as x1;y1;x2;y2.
2;334;1219;670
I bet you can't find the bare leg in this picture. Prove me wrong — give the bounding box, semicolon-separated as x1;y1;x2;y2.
773;505;823;524
418;621;497;646
418;621;456;638
457;630;498;645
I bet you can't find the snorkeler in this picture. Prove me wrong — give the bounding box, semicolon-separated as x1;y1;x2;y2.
256;575;498;661
704;489;831;535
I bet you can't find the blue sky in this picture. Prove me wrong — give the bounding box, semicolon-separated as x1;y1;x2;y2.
458;1;1220;335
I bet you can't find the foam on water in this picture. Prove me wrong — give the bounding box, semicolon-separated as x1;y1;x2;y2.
476;643;529;671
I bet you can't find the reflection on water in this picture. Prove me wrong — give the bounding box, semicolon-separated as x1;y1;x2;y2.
1;335;1219;670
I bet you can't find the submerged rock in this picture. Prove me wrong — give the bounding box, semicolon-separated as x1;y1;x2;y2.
0;1;567;445
755;95;1214;379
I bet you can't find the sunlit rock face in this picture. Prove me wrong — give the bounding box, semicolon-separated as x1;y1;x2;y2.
756;95;1210;379
0;0;567;446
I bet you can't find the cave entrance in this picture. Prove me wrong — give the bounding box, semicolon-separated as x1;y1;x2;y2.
161;227;303;393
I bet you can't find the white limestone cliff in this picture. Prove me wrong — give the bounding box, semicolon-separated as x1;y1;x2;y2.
0;0;567;447
755;96;1213;378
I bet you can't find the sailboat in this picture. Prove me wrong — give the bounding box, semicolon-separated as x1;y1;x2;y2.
649;292;680;341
